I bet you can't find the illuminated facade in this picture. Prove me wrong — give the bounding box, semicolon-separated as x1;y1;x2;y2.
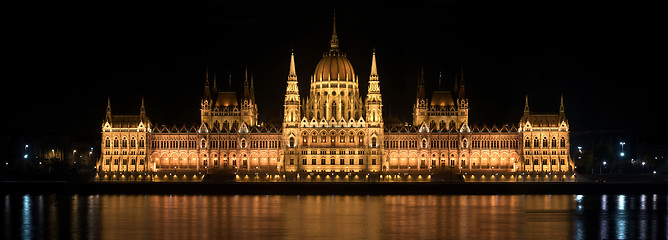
97;18;574;175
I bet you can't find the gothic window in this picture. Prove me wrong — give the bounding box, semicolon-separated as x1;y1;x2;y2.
201;139;206;148
371;137;377;147
534;137;539;148
289;137;295;147
114;138;119;148
543;137;548;148
359;159;363;165
122;138;128;148
105;137;110;148
430;121;436;129
560;137;566;148
213;121;220;130
130;138;136;148
439;121;446;130
139;138;145;147
421;139;427;148
449;120;456;130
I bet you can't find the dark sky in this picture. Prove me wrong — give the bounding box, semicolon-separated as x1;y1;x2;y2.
5;2;664;140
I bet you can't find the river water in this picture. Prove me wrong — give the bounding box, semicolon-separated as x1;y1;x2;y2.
1;194;666;239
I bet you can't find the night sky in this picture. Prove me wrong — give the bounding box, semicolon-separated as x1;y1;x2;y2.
5;2;664;141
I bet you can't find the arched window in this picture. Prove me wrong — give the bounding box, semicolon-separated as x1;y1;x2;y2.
130;137;136;148
560;137;566;148
449;120;456;130
241;139;246;148
139;137;145;147
122;138;128;147
551;137;557;148
439;121;446;130
463;139;468;148
114;137;119;148
223;121;229;130
533;137;539;148
371;137;377;147
201;139;206;148
421;139;427;148
542;137;548;148
213;121;220;130
289;137;295;147
430;121;436;129
105;137;111;148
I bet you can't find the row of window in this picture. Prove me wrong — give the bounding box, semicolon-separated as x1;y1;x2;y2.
524;159;566;165
103;158;145;165
525;150;567;155
104;151;144;156
302;135;365;144
299;150;367;155
104;137;145;148
524;137;567;148
289;158;377;166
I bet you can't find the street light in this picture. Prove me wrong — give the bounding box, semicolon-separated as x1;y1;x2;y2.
619;142;625;157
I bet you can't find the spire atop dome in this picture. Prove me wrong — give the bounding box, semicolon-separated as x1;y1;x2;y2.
330;10;339;51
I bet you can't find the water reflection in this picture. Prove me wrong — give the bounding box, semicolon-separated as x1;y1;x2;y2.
1;194;666;239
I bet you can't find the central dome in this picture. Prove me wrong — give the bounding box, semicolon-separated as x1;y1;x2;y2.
313;52;356;82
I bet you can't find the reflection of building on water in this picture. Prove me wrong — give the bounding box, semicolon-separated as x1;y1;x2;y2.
96;17;574;182
7;194;663;239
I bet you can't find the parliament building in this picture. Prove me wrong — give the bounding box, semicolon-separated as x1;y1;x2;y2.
97;18;574;181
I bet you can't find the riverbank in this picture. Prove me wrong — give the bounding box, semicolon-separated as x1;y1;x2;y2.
1;181;667;195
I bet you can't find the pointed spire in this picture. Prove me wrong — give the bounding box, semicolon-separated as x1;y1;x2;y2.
370;49;378;78
140;97;146;119
559;94;565;114
228;70;232;90
416;66;426;100
438;70;442;90
243;65;250;100
524;94;530;113
212;72;218;94
289;49;297;79
457;65;466;99
250;72;256;103
203;65;211;99
330;10;339;51
106;97;111;121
